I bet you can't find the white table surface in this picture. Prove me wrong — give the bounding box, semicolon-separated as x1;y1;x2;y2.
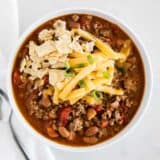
1;0;160;159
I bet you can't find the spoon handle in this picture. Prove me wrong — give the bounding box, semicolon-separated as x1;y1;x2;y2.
0;89;30;160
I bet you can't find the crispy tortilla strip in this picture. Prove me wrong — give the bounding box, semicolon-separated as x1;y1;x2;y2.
74;68;83;72
96;60;114;71
86;60;114;85
107;66;114;85
97;86;124;95
87;72;97;80
83;95;102;105
53;78;72;104
59;64;96;100
70;51;107;59
69;52;89;58
69;53;107;68
72;29;125;60
69;78;95;104
56;78;71;90
85;78;95;91
68;88;86;104
69;77;123;104
53;87;60;104
69;57;88;67
120;40;131;63
92;78;111;86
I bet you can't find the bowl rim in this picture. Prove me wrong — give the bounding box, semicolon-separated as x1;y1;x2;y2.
7;7;152;152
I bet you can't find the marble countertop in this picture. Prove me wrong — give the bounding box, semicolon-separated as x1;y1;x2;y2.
1;0;160;159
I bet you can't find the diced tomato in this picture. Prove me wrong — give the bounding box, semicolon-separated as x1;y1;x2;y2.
92;105;103;113
101;120;108;128
13;70;22;86
59;107;72;126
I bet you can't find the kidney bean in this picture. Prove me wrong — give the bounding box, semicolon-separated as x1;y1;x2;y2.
68;131;76;141
110;101;119;109
85;126;99;136
83;136;98;144
47;127;59;138
58;127;70;138
101;120;108;128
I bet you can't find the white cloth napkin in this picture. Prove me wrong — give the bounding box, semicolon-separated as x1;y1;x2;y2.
0;0;55;159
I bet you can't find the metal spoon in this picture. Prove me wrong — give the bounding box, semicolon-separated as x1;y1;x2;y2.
0;89;30;160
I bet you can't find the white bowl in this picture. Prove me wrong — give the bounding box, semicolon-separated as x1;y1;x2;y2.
7;8;152;152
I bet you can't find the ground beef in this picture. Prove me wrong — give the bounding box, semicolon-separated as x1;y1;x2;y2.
69;118;83;132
